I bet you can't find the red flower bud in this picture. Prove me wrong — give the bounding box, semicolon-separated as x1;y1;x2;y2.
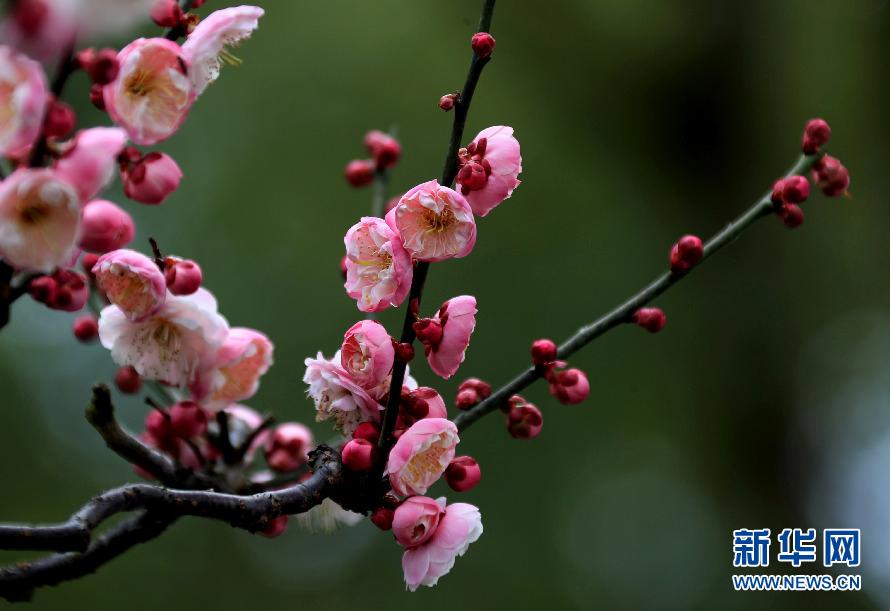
781;175;810;204
394;341;415;363
77;48;120;85
164;257;202;296
150;0;184;27
115;365;142;394
42;97;75;139
352;421;379;443
364;130;401;169
72;314;99;342
438;93;459;111
812;155;850;197
445;455;481;492
89;84;106;110
413;318;443;347
169;400;208;438
79;200;135;254
471;32;496;58
802;118;831;155
144;408;172;441
370;507;394;531
669;234;704;273
258;515;288;538
506;402;543;439
778;203;804;228
632;307;666;333
455;388;480;410
344;159;375;187
123;152;182;205
530;338;558;366
341;438;376;471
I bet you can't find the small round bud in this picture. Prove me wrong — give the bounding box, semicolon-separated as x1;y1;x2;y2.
150;0;184;27
258;515;288;538
471;32;496;58
458;377;491;399
344;159;375;187
164;257;202;296
802;118;831;154
265;423;313;472
438;93;459;111
455;388;481;410
370;507;395;531
365;130;401;169
812;155;850;197
778;203;804;228
76;48;119;85
393;341;415;363
530;338;558;366
352;421;379;443
445;455;481;492
43;97;75;139
79;200;135;254
781;175;810;204
632;307;666;333
548;367;590;405
341;438;376;471
123;152;183;205
28;275;56;305
89;84;106;110
72;314;99;342
81;252;100;277
669;234;704;273
45;270;88;311
169;400;208;438
115;365;142;394
770;179;784;204
506;403;543;439
144;408;171;441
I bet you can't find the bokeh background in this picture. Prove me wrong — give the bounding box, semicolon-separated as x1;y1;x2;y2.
1;0;888;608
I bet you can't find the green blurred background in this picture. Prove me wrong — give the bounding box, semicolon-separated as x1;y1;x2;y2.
1;0;888;608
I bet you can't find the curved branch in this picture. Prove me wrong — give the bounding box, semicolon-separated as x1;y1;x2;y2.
378;0;497;453
454;152;824;431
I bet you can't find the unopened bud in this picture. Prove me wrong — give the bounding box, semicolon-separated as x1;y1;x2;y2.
344;159;375;187
438;93;459;111
370;507;394;531
778;203;804;228
632;307;666;333
72;314;99;342
43;97;75;139
352;421;379;443
258;515;288;538
265;423;313;472
530;338;558;366
115;365;142;394
471;32;496;58
150;0;184;27
445;455;481;492
365;130;401;169
812;155;850;197
802;118;831;155
341;438;376;471
169;400;208;438
781;175;810;204
76;48;119;85
669;234;704;273
506;403;543;439
123;152;182;205
79;200;135;254
164;257;202;296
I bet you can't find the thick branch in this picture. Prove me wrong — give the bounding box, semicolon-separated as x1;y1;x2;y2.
454;153;824;431
377;0;497;453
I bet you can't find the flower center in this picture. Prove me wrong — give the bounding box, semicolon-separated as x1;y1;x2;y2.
19;202;50;226
405;442;448;483
422;207;456;234
126;69;155;97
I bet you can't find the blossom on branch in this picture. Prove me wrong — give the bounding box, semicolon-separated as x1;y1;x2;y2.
386;417;459;496
456;125;522;217
343;216;412;312
0;45;47;156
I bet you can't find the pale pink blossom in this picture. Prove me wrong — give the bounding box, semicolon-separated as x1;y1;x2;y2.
92;249;166;322
303;351;382;436
190;327;274;411
97;288;229;387
385;180;476;262
0;169;80;272
386;417;459;496
343;216;412;312
104;38;195;146
79;199;135;253
340;320;394;390
0;45;48;156
401;499;483;591
181;5;264;96
55;127;127;201
421;296;477;379
455;125;522;217
392;495;443;548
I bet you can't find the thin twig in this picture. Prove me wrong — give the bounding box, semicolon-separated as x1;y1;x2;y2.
453;153;824;431
377;0;497;454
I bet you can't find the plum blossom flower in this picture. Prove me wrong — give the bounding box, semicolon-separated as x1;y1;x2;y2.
295;498;363;534
92;249;167;322
340;320;394;390
79;199;135;253
343;216;412;312
303;351;382;436
54;127;127;201
0;169;80;272
98;288;229;387
401;499;483;591
385;180;476;262
415;296;477;379
0;45;48;156
392;495;443;548
181;5;264;96
190;327;274;411
455;125;522;217
104;38;195;146
386;417;459;496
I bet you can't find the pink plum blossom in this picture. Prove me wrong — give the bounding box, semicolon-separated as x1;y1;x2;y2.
55;127;127;201
340;320;394;390
122;151;182;204
79;200;134;253
455;125;522;217
401;499;483;591
97;287;229;388
92;249;166;322
418;296;477;379
343;216;412;312
385;180;476;262
0;169;81;272
0;45;48;156
303;351;382;436
190;327;274;411
181;5;264;95
104;38;195;146
386;417;459;496
392;495;443;548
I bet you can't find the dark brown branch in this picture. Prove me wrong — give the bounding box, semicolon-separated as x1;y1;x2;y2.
453;152;825;431
29;42;77;168
377;0;497;454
